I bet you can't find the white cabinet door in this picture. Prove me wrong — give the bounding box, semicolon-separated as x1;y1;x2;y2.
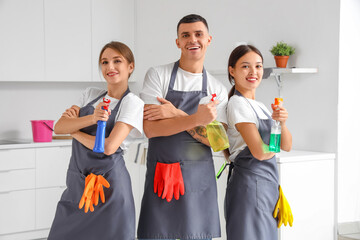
278;159;335;240
91;0;135;82
36;187;65;229
0;148;36;171
36;146;71;188
0;169;36;192
0;190;36;234
44;0;92;82
0;0;45;82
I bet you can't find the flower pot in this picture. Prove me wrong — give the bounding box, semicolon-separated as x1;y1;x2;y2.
274;56;289;68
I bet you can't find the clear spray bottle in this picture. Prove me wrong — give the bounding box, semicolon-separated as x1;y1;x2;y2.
269;97;283;153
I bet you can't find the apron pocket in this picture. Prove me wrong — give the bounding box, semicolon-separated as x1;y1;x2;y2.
181;160;213;192
256;179;279;212
60;169;85;204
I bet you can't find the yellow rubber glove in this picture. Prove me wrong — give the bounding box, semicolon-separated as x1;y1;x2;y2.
273;185;293;228
79;173;97;213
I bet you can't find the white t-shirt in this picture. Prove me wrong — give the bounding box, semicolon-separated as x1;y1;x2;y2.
76;87;144;153
227;94;272;161
140;62;228;124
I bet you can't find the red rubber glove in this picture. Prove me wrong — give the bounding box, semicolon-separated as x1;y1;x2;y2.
154;162;185;202
172;162;185;201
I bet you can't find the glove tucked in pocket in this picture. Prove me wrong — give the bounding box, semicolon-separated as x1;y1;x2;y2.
154;162;185;202
273;185;293;228
78;173;110;213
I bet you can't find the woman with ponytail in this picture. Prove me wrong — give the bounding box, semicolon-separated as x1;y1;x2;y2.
224;44;292;240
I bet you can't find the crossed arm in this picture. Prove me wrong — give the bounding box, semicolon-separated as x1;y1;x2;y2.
143;97;222;147
55;104;133;155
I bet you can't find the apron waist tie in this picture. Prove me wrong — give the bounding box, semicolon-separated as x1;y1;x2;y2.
78;173;110;213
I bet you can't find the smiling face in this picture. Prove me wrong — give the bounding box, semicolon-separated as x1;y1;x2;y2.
176;21;212;62
100;48;134;85
229;51;263;98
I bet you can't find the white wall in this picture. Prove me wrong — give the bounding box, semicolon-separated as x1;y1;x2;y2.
338;0;360;223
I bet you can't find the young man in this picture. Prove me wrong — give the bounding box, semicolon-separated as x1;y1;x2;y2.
137;14;228;240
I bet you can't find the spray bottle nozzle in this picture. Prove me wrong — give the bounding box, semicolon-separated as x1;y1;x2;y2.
102;98;111;111
211;93;217;102
274;97;283;106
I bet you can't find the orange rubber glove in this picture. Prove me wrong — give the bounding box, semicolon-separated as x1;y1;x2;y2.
79;173;97;213
93;175;110;206
154;162;185;202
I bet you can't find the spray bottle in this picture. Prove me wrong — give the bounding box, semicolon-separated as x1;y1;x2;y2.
269;97;283;153
205;94;230;152
93;98;111;153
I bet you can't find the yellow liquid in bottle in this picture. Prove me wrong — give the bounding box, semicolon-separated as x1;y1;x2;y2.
206;121;230;152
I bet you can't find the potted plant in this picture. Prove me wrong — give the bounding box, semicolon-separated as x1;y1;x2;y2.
270;41;295;68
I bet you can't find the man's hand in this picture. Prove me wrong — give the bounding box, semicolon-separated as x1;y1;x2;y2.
144;97;187;121
193;100;219;126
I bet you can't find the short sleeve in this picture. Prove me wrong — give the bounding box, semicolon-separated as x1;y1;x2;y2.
116;94;144;138
140;67;164;105
214;84;228;125
227;96;257;127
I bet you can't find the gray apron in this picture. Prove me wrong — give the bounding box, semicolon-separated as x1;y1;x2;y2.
225;90;279;240
48;89;135;240
137;61;221;239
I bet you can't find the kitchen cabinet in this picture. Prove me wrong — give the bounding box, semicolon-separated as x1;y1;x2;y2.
0;0;45;82
0;148;37;235
91;0;135;82
0;190;36;235
277;150;335;240
44;0;92;82
0;0;135;82
0;145;70;239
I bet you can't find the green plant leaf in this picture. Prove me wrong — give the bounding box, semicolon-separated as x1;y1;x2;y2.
270;41;295;56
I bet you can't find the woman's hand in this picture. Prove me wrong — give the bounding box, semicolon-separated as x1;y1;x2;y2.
92;102;111;123
62;105;80;118
271;104;288;125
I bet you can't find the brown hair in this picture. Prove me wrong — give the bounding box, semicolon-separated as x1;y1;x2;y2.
99;41;135;77
227;45;263;99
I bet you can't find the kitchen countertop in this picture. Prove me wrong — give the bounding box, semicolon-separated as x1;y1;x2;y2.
0;139;335;164
0;139;73;150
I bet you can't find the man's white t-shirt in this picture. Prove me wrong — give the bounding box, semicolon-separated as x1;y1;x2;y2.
76;87;144;153
227;94;272;161
140;62;228;124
